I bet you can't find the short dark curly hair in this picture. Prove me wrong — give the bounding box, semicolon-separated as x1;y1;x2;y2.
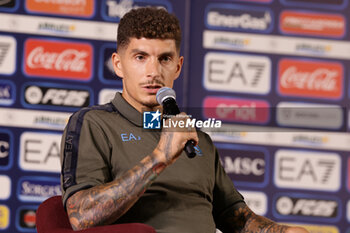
117;7;181;52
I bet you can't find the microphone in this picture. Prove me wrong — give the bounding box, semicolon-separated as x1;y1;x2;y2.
156;87;197;158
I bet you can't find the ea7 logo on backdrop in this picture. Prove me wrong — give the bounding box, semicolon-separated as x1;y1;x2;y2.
280;11;345;38
206;4;273;33
102;0;172;21
17;207;37;230
275;194;340;221
204;52;271;94
218;145;268;186
143;110;161;129
274;149;341;191
0;80;15;106
24;38;93;81
23;83;91;110
26;0;94;18
278;58;343;99
19;132;61;173
17;177;61;202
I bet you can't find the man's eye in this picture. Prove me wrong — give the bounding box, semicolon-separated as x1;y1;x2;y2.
160;56;171;62
136;55;144;60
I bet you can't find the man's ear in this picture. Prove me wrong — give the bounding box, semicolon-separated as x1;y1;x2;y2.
112;52;124;78
174;56;184;80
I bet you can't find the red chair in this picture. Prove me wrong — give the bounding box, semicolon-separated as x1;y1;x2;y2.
36;195;156;233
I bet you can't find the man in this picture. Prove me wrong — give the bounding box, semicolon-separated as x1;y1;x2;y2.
60;7;309;233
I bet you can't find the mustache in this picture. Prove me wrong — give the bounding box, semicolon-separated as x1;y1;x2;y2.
140;79;165;86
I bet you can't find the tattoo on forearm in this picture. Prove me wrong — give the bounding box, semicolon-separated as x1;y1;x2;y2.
66;154;166;230
228;204;289;233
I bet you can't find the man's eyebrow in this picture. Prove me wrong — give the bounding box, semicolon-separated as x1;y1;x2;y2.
130;49;148;55
159;52;176;58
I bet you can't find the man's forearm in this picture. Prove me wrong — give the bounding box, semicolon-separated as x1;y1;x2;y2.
66;153;166;231
223;202;308;233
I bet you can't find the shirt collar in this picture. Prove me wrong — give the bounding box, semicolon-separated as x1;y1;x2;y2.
111;92;143;127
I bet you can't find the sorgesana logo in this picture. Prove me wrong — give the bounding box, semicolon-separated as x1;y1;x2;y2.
217;144;269;187
23;82;92;110
17;176;61;202
206;3;273;33
23;38;93;81
274;149;341;191
274;193;340;222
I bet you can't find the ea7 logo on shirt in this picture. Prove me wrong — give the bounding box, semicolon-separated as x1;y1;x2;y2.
204;52;271;94
275;194;339;221
23;83;91;109
143;110;161;129
19;132;61;173
274;149;341;191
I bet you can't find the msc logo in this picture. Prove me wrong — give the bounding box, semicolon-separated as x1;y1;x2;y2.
280;10;345;38
218;144;268;186
203;96;270;124
24;38;93;81
98;88;121;104
0;130;12;170
274;194;339;221
274;149;341;191
19;132;61;173
25;0;95;18
204;52;271;94
206;4;273;33
17;177;61;202
143;110;161;129
23;83;91;110
0;205;9;230
102;0;172;21
278;58;343;99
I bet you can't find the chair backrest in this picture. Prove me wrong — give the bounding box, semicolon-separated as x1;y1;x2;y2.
36;195;73;233
36;195;157;233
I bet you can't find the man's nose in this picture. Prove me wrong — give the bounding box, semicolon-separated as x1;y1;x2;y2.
146;58;161;77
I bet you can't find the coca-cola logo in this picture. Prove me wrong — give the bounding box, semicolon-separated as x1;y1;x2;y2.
24;39;92;81
278;59;343;99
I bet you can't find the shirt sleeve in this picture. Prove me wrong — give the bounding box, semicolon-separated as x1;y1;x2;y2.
60;110;113;209
211;140;245;229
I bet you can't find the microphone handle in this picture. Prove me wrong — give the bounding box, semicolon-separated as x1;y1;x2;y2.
162;98;196;158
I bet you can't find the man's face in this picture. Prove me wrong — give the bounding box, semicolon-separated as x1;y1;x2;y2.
112;38;183;112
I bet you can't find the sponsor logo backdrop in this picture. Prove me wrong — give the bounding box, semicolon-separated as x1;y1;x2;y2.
0;0;349;232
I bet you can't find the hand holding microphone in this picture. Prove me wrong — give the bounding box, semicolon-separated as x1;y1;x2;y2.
156;87;198;159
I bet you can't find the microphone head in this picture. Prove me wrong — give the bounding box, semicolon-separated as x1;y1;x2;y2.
156;87;176;105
